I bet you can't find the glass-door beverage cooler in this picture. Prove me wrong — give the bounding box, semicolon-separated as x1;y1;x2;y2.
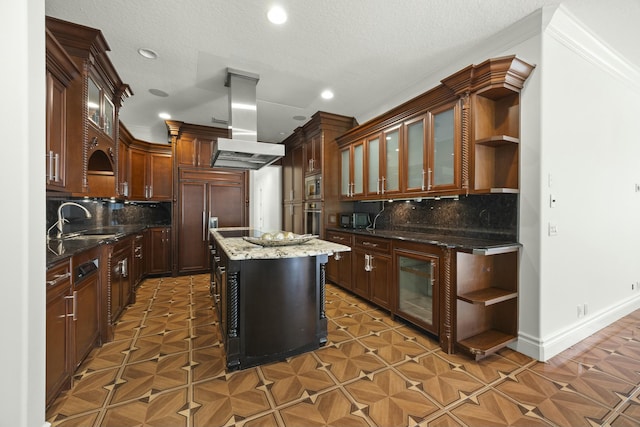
395;250;439;335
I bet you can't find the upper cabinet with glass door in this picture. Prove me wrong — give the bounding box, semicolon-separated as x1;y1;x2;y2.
366;127;401;198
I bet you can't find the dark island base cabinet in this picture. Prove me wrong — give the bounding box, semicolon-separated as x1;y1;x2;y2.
219;253;328;371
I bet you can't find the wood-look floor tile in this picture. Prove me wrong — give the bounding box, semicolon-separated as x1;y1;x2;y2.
100;387;189;427
259;353;337;406
450;389;553;426
436;351;520;384
315;340;386;383
192;369;271;427
422;412;465;427
344;368;438;427
81;339;134;371
333;312;390;338
48;411;99;427
140;312;191;336
110;352;189;404
325;299;364;318
192;308;216;327
192;346;226;382
112;318;142;341
531;355;635;407
609;392;640;426
395;325;441;351
48;368;119;419
239;411;284;427
279;388;370;427
191;323;222;349
130;329;190;363
360;329;430;365
397;353;484;406
495;370;611;426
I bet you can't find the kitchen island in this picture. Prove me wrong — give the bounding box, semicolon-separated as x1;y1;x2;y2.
210;227;350;370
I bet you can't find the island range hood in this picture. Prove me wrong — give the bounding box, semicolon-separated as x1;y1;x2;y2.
211;68;285;170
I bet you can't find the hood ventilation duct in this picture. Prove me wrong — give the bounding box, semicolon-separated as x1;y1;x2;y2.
211;68;285;170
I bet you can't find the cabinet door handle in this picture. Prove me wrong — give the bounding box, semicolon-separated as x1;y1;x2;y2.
47;151;54;181
53;153;60;182
333;252;342;261
47;272;71;287
427;168;432;190
202;211;207;241
421;169;426;191
64;291;77;320
381;176;386;194
362;241;378;248
149;185;153;198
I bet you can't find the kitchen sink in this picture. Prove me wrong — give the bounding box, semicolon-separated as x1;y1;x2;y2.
59;233;119;241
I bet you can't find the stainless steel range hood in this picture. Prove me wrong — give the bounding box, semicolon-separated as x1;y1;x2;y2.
211;68;284;170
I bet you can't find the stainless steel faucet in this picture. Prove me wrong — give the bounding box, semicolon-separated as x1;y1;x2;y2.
47;202;93;239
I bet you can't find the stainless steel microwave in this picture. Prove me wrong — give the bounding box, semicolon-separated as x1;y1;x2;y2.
339;212;370;229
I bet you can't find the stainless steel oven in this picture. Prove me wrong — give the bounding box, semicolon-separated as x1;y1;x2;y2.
304;202;322;235
305;175;322;200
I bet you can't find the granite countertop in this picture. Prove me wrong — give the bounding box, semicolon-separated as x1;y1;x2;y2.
211;227;351;261
327;227;520;255
46;224;167;268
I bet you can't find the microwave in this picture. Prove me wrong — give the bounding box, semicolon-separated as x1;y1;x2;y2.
339;212;370;229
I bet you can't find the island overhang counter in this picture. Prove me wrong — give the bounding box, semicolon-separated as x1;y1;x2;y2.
209;227;351;370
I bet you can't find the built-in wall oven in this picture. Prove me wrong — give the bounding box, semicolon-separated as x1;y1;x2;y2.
304;202;322;236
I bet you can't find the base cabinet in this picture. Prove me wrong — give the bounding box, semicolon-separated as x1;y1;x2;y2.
325;230;353;290
352;236;393;309
393;242;441;336
455;248;519;360
147;227;171;275
46;260;73;408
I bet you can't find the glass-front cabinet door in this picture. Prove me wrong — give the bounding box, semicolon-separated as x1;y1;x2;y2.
404;115;427;193
382;127;400;195
395;249;439;334
428;102;460;191
366;135;380;195
87;77;101;127
103;94;114;138
340;143;364;198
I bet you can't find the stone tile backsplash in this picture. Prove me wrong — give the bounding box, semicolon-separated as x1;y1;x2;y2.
46;197;171;236
354;193;518;241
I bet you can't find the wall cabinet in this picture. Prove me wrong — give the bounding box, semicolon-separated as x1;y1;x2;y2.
455;248;519;360
340;142;364;198
325;230;353;291
178;169;247;274
147;227;172;275
129;148;172;201
282;143;304;234
304;133;322;175
46;259;73;408
177;137;214;168
352;235;393;309
46;17;131;197
366;127;401;197
337;56;533;199
45;29;79;191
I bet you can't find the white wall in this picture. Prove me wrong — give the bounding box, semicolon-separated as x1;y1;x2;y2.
529;6;640;359
0;1;47;426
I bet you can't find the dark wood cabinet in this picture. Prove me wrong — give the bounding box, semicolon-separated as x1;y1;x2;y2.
176;137;214;168
72;248;101;368
101;236;133;342
325;230;353;291
178;169;247;275
455;247;519;360
352;235;393;309
147;227;172;275
129;148;172;201
45;29;79;192
46;17;131;197
46;260;73;408
131;233;145;287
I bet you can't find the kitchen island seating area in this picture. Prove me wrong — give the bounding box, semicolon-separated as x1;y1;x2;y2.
46;274;640;427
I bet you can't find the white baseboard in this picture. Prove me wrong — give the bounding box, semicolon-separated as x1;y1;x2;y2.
513;295;640;361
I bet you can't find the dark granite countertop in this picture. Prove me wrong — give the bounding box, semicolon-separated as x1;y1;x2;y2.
326;227;520;255
46;224;169;268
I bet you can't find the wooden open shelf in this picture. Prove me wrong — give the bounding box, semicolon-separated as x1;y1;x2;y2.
457;329;517;361
457;287;517;306
475;135;519;147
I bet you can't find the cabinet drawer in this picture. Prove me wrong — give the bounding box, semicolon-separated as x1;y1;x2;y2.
325;231;353;246
354;235;391;254
46;259;72;292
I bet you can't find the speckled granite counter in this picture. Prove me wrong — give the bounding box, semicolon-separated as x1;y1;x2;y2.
327;227;519;255
46;224;168;267
211;227;351;260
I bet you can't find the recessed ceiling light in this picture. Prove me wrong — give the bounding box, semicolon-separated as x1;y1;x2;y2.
321;89;334;100
293;115;306;121
267;5;287;24
149;88;169;97
138;48;158;59
158;112;171;120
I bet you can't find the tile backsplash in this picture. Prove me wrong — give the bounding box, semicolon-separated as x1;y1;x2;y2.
46;197;171;236
354;193;518;241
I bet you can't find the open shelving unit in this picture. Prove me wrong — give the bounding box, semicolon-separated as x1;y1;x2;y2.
455;248;519;360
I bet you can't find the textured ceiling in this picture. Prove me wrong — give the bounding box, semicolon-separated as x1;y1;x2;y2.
44;0;640;144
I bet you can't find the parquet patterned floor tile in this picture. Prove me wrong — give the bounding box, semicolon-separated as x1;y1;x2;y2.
45;275;640;427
